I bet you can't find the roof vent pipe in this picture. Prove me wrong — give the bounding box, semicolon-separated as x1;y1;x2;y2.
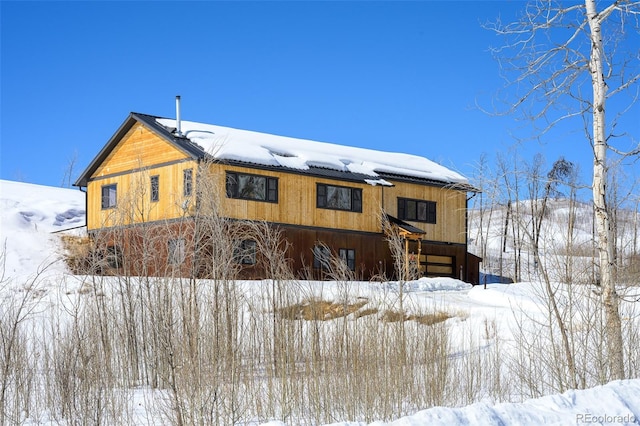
175;95;182;137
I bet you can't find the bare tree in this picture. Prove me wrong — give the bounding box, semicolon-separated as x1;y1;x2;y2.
60;150;78;188
486;0;640;380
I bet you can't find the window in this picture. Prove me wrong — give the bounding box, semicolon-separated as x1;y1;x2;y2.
397;198;436;224
339;248;356;271
313;245;331;270
168;238;186;265
316;184;362;212
234;240;257;265
105;245;122;269
101;184;117;209
150;175;159;202
226;172;278;203
183;169;193;197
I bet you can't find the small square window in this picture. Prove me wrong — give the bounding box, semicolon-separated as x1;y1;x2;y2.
234;240;257;265
106;245;122;269
101;184;117;209
168;238;186;265
313;245;331;270
339;248;356;271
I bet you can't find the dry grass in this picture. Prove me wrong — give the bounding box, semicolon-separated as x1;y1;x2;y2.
280;300;454;326
380;309;408;322
354;307;379;319
409;311;453;325
60;234;92;273
279;298;369;320
381;310;452;325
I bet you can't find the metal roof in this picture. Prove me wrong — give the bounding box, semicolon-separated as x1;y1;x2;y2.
75;112;478;193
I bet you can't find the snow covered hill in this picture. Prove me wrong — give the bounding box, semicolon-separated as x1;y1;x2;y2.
1;179;638;425
0;179;85;281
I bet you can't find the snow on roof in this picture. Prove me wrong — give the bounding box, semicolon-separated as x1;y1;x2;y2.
156;118;468;185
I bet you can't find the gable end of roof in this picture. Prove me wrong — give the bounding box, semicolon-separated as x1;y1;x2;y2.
73;113;205;187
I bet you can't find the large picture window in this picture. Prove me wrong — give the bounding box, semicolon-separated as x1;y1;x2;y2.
397;198;436;223
101;184;117;209
226;172;278;203
317;184;362;212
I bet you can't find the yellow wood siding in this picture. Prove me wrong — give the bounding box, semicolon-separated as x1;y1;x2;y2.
86;125;467;244
382;181;466;244
209;164;384;233
86;124;195;230
87;161;197;230
92;122;187;178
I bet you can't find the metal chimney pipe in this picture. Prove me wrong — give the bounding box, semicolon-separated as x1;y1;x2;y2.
175;95;182;137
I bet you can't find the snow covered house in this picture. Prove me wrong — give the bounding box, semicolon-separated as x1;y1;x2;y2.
74;107;480;282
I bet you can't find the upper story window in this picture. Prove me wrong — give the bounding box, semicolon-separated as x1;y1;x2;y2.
183;169;193;197
150;175;159;202
101;184;117;209
226;171;278;203
397;198;436;224
316;183;362;212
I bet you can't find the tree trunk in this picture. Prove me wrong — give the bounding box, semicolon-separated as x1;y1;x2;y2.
586;0;625;380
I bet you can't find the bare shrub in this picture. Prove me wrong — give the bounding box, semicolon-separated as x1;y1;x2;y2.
0;252;53;425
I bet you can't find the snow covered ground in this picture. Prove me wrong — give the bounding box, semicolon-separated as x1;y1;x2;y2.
1;179;639;425
0;179;85;281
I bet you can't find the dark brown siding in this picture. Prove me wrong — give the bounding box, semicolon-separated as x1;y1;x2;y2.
89;220;480;283
279;226;394;280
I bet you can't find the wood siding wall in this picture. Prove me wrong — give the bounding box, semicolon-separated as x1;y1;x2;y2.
208;164;383;233
93;122;187;177
205;164;467;244
381;183;467;244
86;126;468;247
87;122;196;230
92;221;478;283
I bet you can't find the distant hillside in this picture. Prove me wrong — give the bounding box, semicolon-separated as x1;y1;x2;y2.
468;198;640;284
0;179;86;280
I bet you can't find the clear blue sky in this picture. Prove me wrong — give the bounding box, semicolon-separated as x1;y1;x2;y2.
1;1;637;193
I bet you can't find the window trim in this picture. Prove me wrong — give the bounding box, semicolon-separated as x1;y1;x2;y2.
316;183;362;213
397;197;436;224
150;175;159;202
226;171;279;203
101;184;117;209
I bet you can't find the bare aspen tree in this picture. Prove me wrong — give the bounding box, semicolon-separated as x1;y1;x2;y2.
486;0;640;380
470;154;497;272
